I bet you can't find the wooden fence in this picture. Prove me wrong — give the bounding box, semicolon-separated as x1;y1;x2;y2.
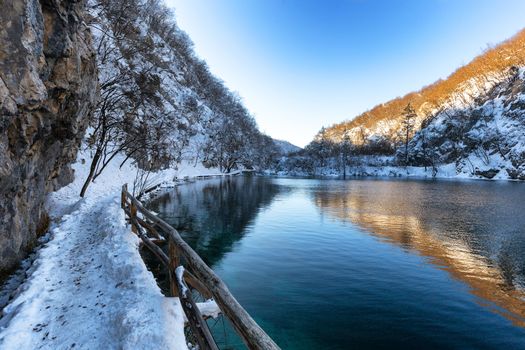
121;184;280;350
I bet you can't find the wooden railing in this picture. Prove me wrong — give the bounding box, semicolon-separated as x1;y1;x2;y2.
121;184;280;350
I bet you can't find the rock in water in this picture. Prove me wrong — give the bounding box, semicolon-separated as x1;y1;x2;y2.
0;0;97;274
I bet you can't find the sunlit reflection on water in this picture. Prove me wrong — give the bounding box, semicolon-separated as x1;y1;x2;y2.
312;179;525;327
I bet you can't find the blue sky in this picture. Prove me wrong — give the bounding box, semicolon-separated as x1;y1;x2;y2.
165;0;525;147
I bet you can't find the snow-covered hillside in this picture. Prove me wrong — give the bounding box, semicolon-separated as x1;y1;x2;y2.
273;139;302;155
281;30;525;180
407;67;525;179
82;0;277;195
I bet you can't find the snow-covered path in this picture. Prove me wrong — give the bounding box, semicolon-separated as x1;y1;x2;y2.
0;150;229;349
0;153;191;350
0;193;188;350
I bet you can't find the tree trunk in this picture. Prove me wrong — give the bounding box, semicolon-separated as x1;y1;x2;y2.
405;127;409;166
80;148;102;197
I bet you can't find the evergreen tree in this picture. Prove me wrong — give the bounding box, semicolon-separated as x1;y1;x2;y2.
401;103;417;165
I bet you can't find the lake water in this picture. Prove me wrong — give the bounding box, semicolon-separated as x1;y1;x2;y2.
149;176;525;349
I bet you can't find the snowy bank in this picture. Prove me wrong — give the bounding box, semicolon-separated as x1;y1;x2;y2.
271;154;523;181
0;151;228;349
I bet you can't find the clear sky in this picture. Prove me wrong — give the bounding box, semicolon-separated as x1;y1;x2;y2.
164;0;525;147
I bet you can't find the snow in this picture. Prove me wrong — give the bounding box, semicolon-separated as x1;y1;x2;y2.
196;300;221;320
0;235;51;314
0;150;224;349
175;267;188;298
0;195;187;350
271;158;520;181
174;161;231;179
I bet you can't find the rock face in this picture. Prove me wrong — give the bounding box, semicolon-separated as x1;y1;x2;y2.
0;0;97;274
406;68;525;179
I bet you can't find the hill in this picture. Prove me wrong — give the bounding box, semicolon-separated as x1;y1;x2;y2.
299;29;525;180
273;139;302;155
321;29;525;145
80;0;278;195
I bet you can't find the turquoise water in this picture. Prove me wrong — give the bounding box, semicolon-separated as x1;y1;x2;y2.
149;176;525;349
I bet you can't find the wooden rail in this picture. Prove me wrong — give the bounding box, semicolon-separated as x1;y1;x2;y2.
121;184;280;350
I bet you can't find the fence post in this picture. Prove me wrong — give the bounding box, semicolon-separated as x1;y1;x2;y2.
169;238;180;297
130;201;138;234
121;184;128;209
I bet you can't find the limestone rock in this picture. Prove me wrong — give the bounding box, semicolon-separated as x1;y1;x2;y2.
0;0;97;274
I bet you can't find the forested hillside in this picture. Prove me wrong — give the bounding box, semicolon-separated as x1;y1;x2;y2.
281;29;525;180
323;30;525;144
81;0;278;195
273;139;302;155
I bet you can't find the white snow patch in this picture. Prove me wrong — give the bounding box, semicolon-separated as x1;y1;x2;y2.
175;266;188;298
196;300;221;319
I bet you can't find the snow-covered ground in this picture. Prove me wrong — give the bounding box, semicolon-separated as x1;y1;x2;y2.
0;152;223;349
271;162;520;180
272;153;522;181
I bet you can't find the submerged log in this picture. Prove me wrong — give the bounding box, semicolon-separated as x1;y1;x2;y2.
184;270;213;300
130;216;169;267
127;213;212;299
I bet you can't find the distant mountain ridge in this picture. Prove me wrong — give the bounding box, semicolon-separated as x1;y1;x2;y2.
273;139;302;155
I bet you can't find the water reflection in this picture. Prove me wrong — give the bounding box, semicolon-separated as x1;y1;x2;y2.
149;176;525;349
312;179;525;327
149;176;281;266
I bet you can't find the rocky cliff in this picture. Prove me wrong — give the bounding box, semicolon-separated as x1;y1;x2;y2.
0;0;97;274
406;67;525;179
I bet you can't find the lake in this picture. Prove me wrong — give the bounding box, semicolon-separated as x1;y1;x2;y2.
148;176;525;349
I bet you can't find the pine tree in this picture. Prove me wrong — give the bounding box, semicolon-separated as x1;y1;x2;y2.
401;103;417;165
